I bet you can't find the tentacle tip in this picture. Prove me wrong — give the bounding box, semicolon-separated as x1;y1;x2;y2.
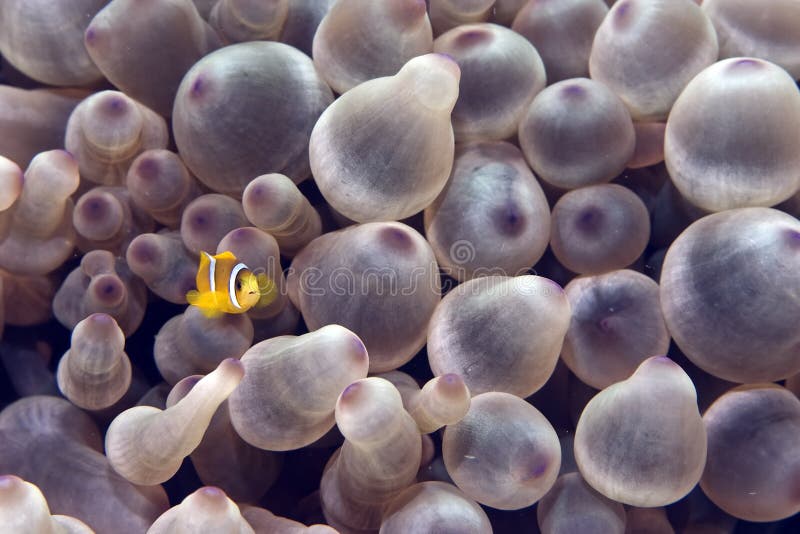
493;203;526;237
543;278;564;294
194;486;230;509
228;227;251;241
784;229;800;248
79;196;110;221
641;355;681;373
530;462;548;478
130;239;159;265
598;317;613;333
219;357;245;377
340;382;362;404
189;74;210;100
576;206;605;232
105;95;129;115
350;335;368;359
0;474;18;489
561;83;587;99
84;27;97;45
189;210;211;230
199;486;225;498
731;58;763;69
87;312;114;326
132;156;160;182
380;226;414;251
455;28;492;47
246;183;267;201
652;355;674;364
437;373;468;397
613;0;633;24
91;275;125;305
440;373;463;388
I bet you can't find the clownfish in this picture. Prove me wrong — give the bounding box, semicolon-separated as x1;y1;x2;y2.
186;251;276;318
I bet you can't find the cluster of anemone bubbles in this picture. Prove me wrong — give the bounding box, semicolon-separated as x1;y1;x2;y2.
0;0;799;532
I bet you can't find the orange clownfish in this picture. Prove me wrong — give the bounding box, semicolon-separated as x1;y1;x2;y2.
186;251;276;318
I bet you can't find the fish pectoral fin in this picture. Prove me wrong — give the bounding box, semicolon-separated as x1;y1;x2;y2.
255;273;278;308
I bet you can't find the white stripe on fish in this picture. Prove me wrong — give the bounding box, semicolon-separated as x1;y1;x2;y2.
205;252;217;294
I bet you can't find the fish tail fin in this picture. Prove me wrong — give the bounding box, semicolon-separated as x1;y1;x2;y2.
255;273;278;308
186;289;201;306
186;290;223;319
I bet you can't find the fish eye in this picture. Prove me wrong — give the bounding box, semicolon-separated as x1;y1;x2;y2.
235;280;242;290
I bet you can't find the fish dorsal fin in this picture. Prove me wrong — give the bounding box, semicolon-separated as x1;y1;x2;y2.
214;251;237;262
198;251;212;270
